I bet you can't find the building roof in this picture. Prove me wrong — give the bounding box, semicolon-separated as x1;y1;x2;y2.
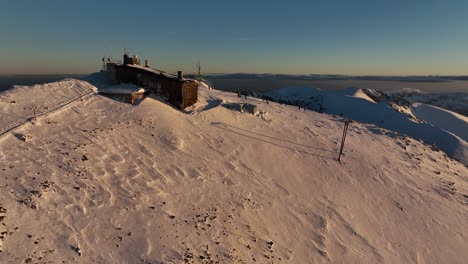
124;64;194;83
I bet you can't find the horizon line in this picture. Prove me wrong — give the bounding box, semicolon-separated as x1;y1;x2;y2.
2;72;468;78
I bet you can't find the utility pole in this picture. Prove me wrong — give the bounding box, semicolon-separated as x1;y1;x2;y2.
338;118;352;161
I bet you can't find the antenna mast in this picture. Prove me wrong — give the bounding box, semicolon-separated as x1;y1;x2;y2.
197;60;202;78
101;56;107;72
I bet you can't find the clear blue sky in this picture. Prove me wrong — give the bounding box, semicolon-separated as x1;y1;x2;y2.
1;0;468;75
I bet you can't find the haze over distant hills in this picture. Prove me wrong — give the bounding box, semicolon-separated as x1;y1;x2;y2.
200;73;468;94
0;74;87;92
205;73;468;81
3;73;468;93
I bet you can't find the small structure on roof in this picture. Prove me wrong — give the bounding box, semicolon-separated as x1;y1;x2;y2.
98;83;146;105
105;51;198;109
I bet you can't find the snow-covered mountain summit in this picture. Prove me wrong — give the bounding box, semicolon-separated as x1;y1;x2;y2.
0;77;467;263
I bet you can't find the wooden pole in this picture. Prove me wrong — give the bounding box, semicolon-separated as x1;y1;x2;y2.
32;106;37;122
338;119;352;161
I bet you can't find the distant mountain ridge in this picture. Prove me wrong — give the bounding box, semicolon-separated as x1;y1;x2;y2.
203;73;468;82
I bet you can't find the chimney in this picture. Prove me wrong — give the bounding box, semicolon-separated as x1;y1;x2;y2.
145;60;148;67
177;71;183;79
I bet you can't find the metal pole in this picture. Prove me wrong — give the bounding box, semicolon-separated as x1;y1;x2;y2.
338;119;352;161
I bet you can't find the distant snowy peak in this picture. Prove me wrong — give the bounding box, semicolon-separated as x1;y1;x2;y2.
353;89;376;103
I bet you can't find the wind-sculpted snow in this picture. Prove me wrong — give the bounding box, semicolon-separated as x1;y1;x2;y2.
0;78;467;263
0;79;97;136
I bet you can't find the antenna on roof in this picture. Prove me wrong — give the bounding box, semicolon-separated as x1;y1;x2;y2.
197;60;202;78
101;56;107;72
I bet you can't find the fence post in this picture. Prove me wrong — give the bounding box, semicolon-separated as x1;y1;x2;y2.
338;119;352;161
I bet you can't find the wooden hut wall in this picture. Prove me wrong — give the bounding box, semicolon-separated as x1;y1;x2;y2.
160;78;183;107
112;65;197;109
115;66;138;84
106;64;117;83
182;82;198;108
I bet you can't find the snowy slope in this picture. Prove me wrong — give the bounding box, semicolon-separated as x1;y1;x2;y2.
267;87;468;164
0;79;467;263
411;103;468;142
0;79;97;136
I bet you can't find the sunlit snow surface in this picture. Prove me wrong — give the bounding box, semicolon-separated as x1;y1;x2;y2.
0;77;467;263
